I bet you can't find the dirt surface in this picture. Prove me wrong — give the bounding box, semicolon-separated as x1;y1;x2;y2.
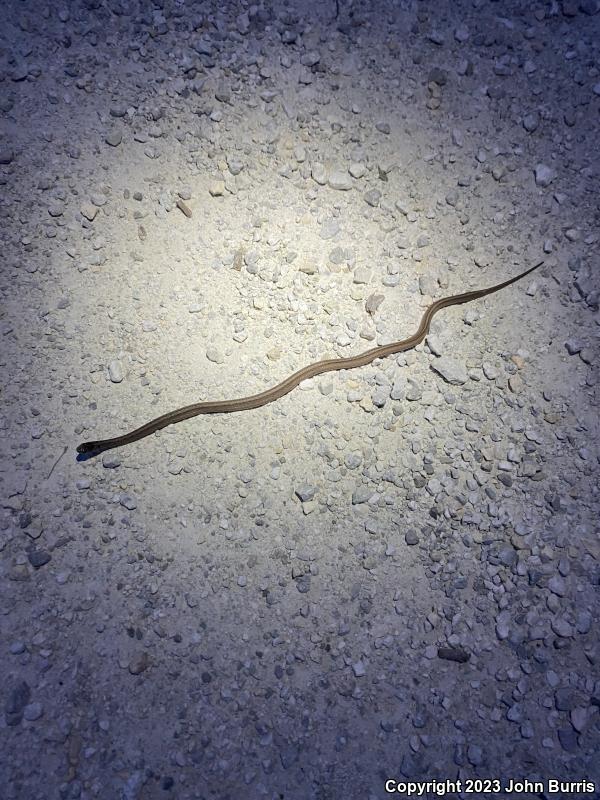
1;1;599;798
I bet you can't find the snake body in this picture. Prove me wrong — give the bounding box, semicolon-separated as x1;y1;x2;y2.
77;260;543;455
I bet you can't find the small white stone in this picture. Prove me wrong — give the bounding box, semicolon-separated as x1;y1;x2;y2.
208;181;225;197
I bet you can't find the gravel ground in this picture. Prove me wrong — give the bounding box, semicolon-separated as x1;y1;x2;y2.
1;0;599;798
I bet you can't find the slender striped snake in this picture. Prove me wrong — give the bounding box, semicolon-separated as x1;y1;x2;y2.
77;260;543;456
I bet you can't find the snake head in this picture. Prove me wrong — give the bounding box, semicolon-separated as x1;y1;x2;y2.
77;442;99;455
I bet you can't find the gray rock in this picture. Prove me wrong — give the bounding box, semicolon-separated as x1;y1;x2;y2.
329;246;347;265
523;113;539;132
548;575;566;596
5;681;30;726
390;378;404;400
372;387;388;407
431;357;468;385
295;485;317;502
300;51;320;67
534;164;555;187
108;360;124;383
319;218;340;240
344;452;362;469
551;618;573;638
576;611;592;634
328;171;353;191
405;530;419;545
23;702;44;721
557;727;578;752
120;494;137;510
405;380;422;401
206;348;224;364
311;163;327;185
105;130;123;147
565;338;584;355
555;688;576;711
352;487;371;504
428;67;448;86
28;550;51;569
364;189;381;207
482;362;499;380
349;162;366;178
352;660;366;677
570;707;588;733
235;11;250;34
128;652;150;675
80;203;98;221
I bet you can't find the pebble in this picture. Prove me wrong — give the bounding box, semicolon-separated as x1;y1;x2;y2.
557;728;578;752
206;348;224;364
534;164;555;187
208;181;225;196
405;530;419;545
28;550;51;569
295;485;317;502
352;660;366;677
105;130;122;147
349;162;366;179
5;681;30;726
108;360;123;383
364;189;381;207
551;618;573;638
523;113;539;132
431;357;468;385
80;203;98;221
128;652;150;675
328;171;353;191
120;495;137;510
23;702;44;721
109;104;127;118
569;708;588;735
311;163;327;185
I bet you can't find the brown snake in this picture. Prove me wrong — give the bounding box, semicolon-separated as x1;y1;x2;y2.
77;260;543;456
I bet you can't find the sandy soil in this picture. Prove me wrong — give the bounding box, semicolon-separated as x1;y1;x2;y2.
1;1;599;798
